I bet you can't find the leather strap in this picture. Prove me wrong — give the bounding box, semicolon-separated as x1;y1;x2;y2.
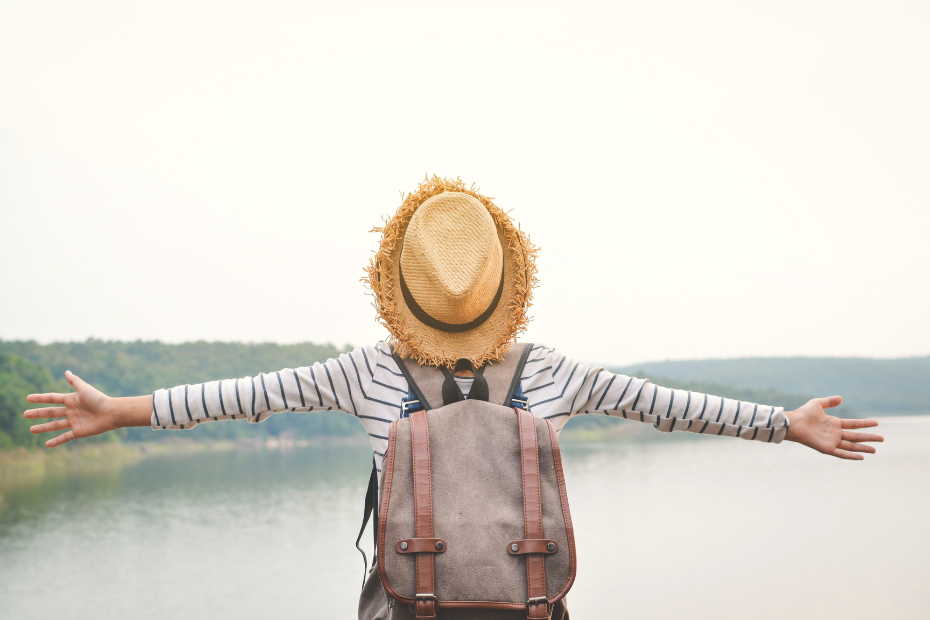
395;538;447;554
506;539;558;555
410;411;437;620
516;408;548;620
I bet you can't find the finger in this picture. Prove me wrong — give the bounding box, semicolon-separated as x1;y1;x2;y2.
841;419;879;430
838;440;876;454
842;430;884;443
24;407;66;419
817;396;842;409
831;448;864;461
65;370;87;391
26;393;68;405
30;419;72;434
46;430;75;448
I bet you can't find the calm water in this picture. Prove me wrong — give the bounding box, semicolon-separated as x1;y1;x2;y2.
1;417;927;619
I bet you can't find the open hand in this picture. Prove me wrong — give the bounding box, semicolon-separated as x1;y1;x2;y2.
24;371;118;448
785;396;883;460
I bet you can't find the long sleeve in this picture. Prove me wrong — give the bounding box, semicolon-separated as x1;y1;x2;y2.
150;343;413;478
151;345;382;430
518;345;790;443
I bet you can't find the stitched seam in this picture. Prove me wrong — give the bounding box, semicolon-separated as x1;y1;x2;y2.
423;415;434;597
411;412;435;609
531;414;545;596
519;410;531;605
410;414;420;595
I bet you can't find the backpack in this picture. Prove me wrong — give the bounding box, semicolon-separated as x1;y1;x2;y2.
357;343;576;620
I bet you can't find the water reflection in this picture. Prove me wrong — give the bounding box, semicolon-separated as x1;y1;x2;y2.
1;418;927;619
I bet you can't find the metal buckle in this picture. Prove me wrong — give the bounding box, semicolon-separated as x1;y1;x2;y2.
415;593;437;611
402;399;420;413
512;398;529;410
412;593;437;618
527;596;550;614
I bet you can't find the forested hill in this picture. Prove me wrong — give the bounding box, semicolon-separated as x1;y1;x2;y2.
615;357;930;415
0;339;352;447
0;339;346;398
2;339;926;448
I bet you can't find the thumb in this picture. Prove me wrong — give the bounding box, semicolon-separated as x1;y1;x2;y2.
816;395;842;409
65;370;88;392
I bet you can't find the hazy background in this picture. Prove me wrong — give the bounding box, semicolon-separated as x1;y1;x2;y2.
2;0;928;366
2;4;928;618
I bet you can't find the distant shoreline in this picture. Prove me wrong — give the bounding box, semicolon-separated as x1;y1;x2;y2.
3;415;924;501
0;434;370;497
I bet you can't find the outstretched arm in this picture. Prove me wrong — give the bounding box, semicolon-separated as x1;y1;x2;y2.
785;396;883;460
520;346;883;458
24;371;151;448
25;344;388;448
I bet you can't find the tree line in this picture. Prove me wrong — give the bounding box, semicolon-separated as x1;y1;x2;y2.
2;339;846;449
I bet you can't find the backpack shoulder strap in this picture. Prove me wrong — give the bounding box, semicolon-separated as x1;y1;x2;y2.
392;351;445;411
393;342;534;408
481;342;534;406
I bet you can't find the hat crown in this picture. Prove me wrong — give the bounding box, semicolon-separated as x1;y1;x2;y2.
400;192;503;325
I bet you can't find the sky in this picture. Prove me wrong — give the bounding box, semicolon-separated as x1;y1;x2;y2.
0;0;927;367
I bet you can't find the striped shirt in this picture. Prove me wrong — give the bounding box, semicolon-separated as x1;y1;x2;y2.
151;343;789;482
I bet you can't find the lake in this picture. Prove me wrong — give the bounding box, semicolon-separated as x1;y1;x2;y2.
1;416;927;619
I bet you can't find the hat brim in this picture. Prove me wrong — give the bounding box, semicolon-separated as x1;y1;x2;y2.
365;176;538;368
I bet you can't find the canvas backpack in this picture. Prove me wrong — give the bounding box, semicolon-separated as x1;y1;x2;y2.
357;343;576;620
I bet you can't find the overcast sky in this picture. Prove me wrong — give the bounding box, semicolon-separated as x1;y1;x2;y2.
1;0;927;367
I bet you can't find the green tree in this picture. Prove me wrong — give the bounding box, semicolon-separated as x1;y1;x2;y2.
0;354;72;448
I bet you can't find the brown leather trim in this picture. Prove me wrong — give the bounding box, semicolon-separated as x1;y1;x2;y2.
395;538;447;554
544;419;577;604
376;420;400;599
410;411;437;620
374;584;550;612
506;539;558;555
516;408;548;620
433;601;533;610
428;600;542;611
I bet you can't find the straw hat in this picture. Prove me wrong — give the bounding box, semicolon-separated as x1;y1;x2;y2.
365;175;538;368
